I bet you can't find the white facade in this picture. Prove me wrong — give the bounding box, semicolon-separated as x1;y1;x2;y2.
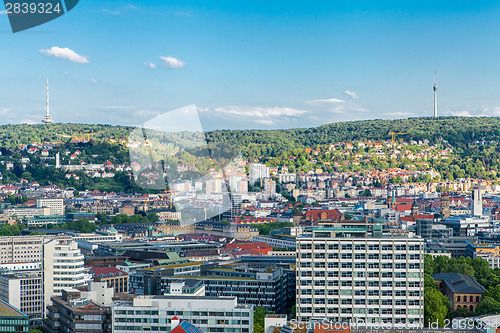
3;207;50;219
0;270;43;322
43;239;91;309
0;235;70;263
37;198;65;216
206;179;223;194
472;189;482;217
296;232;424;327
112;295;253;333
249;163;269;186
72;233;123;243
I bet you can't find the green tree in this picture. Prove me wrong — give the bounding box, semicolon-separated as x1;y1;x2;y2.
475;297;500;316
424;287;449;327
254;307;272;333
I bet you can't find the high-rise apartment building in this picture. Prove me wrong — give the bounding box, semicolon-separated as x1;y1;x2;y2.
296;228;424;327
249;163;269;186
223;193;243;218
43;239;91;310
261;178;276;199
471;189;482;218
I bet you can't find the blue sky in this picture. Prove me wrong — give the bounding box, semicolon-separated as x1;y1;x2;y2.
1;1;500;130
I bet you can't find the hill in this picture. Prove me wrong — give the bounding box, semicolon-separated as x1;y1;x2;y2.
3;116;500;151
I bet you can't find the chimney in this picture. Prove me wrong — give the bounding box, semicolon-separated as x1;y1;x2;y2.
171;316;180;328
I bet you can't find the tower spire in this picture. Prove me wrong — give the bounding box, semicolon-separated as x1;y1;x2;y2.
43;78;53;124
433;71;438;118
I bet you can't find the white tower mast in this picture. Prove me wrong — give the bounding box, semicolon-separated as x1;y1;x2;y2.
433;71;438;118
43;78;53;124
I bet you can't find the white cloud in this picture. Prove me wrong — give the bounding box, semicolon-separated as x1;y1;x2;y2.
446;110;473;117
90;79;98;84
384;112;413;116
198;105;308;126
134;109;161;117
344;91;359;100
160;56;186;69
0;10;6;15
306;97;368;114
20;119;39;125
211;106;308;118
306;98;345;105
40;47;89;64
255;119;275;125
125;4;137;9
101;9;121;15
144;62;157;69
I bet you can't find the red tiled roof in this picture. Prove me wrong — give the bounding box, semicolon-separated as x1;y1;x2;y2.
303;209;343;221
89;266;127;278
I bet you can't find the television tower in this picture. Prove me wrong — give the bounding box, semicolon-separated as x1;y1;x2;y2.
433;71;438;118
42;78;53;124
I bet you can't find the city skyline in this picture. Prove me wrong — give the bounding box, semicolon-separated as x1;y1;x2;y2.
2;1;500;129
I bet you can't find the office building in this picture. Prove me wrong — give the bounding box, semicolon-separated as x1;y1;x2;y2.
43;282;114;333
36;199;65;216
43;239;91;309
157;266;288;313
296;227;424;326
3;207;50;220
0;235;70;264
89;266;129;293
0;298;29;333
0;270;43;324
112;295;253;333
25;215;66;228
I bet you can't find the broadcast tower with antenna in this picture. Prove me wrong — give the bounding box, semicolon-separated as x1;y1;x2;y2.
42;78;53;124
433;71;438;118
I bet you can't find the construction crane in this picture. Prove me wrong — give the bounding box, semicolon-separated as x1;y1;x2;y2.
388;132;406;148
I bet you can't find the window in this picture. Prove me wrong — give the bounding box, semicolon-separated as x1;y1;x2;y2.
341;244;352;250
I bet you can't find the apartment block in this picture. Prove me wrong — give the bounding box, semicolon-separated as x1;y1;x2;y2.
36;198;65;216
112;295;253;333
0;235;70;263
296;228;424;327
0;270;43;324
43;239;92;309
43;282;114;333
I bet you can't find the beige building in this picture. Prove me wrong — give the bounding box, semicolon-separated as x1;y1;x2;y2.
37;198;65;216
